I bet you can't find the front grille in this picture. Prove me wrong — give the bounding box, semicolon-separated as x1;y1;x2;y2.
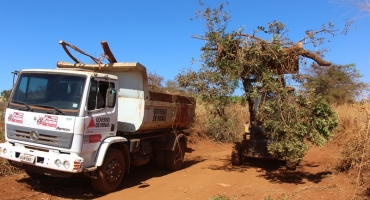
24;145;49;152
7;124;73;149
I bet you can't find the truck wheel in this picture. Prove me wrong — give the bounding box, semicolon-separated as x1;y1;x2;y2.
231;142;242;166
165;141;185;171
25;170;45;179
155;150;166;169
91;148;125;193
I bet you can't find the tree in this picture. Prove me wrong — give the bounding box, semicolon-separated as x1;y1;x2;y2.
147;71;164;92
162;80;184;95
303;63;368;104
178;2;341;161
1;89;11;102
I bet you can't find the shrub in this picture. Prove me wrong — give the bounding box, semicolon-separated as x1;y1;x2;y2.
189;99;248;143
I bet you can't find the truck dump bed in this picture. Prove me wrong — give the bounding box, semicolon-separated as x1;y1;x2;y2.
57;61;196;134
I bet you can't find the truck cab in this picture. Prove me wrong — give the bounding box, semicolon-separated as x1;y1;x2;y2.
0;62;195;193
2;68;118;174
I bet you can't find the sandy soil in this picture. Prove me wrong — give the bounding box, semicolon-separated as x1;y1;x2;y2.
0;140;358;200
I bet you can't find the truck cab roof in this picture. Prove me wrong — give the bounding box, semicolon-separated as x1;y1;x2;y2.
56;61;146;73
20;68;119;80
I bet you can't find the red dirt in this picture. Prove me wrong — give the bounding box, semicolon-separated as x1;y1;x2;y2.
0;140;358;200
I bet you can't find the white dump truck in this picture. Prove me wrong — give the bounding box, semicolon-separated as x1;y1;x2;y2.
0;41;196;193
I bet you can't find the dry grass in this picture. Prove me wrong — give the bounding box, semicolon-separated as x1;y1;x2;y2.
331;102;370;198
0;101;6;143
0;97;369;197
0;102;21;176
331;103;369;147
187;99;249;143
0;101;7;139
0;101;21;176
332;103;370;170
190;100;370;197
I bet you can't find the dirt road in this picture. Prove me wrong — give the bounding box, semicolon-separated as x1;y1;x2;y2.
0;140;355;200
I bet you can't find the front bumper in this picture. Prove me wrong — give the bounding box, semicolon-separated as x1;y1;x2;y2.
0;142;84;174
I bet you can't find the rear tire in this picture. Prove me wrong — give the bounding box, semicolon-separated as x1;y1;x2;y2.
155;150;166;169
231;142;243;166
165;141;185;171
91;148;125;193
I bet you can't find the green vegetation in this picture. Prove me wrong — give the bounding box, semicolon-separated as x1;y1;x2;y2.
303;63;368;104
1;89;11;102
177;2;344;162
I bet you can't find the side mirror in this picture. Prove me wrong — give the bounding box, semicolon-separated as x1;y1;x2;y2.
109;89;116;94
11;70;19;87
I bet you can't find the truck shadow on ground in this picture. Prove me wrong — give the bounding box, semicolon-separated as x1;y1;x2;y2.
207;156;333;185
17;175;102;199
118;156;206;191
15;148;205;199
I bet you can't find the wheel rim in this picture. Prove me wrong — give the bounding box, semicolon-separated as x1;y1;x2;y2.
105;159;122;183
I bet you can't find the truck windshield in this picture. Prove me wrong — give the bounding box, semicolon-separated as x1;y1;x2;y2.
10;72;86;112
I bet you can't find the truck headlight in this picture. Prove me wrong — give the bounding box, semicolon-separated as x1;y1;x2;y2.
55;159;62;167
63;161;70;169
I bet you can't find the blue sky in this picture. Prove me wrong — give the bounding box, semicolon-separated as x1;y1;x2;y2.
1;1;369;95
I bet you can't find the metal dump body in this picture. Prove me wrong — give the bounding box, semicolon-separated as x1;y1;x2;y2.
57;62;196;134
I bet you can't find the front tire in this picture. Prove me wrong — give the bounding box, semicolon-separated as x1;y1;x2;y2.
91;148;125;193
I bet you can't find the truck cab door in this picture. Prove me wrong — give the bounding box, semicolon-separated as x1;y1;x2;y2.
82;78;118;151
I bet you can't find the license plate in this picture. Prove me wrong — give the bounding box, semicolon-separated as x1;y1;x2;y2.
19;154;36;163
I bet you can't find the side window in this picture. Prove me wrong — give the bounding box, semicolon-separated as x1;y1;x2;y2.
88;80;116;110
98;82;116;108
13;77;28;102
88;80;99;110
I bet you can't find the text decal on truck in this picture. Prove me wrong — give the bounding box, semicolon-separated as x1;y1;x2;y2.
83;134;102;143
87;117;111;129
153;108;167;122
8;112;24;124
37;115;58;128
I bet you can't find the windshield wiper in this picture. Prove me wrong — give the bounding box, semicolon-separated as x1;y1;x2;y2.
13;101;33;111
33;104;65;115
